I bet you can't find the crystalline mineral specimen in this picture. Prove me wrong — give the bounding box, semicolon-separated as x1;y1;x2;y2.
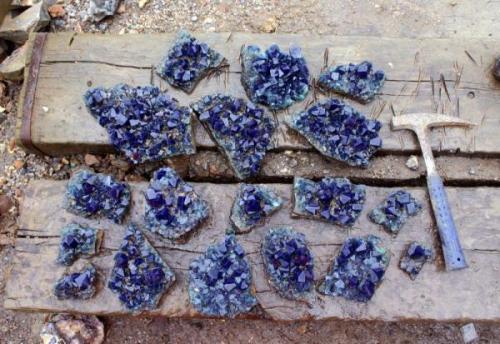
293;177;365;227
63;170;131;223
84;84;195;164
262;227;314;300
191;94;275;179
399;242;433;280
287;98;382;167
108;224;176;311
318;235;390;302
240;44;310;109
144;167;209;240
230;184;282;233
369;190;422;235
54;264;97;300
57;223;102;266
188;235;257;317
318;61;385;103
156;30;225;93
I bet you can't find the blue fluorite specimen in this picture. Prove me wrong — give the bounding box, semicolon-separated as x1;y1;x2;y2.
230;184;282;233
157;30;225;93
399;242;433;280
191;94;275;179
108;224;176;311
63;170;130;223
262;227;314;300
57;223;101;266
188;235;257;317
240;44;310;109
318;235;390;302
84;84;195;164
369;190;422;235
144;167;209;240
293;177;365;227
54;264;97;300
287;99;382;168
318;61;385;103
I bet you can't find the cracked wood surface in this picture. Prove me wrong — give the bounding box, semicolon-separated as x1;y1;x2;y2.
5;180;500;321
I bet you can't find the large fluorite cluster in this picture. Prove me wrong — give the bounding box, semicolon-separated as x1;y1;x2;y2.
157;31;225;93
399;242;433;280
188;235;257;317
318;236;390;302
191;94;275;179
318;61;385;103
369;190;422;235
54;264;97;300
287;99;382;167
144;167;209;240
84;84;195;164
262;228;314;300
57;223;101;266
230;184;282;233
64;170;130;223
108;224;176;311
293;177;365;227
240;44;310;109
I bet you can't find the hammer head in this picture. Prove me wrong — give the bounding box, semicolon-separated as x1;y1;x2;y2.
391;113;475;132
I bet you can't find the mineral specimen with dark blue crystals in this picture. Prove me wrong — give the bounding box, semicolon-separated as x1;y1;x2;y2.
63;170;130;223
191;94;275;179
57;223;102;266
108;224;176;311
262;227;314;300
369;190;422;235
286;98;382;168
188;235;257;317
318;61;385;103
54;264;97;300
144;167;209;240
318;235;390;302
293;177;365;227
240;44;310;109
399;242;433;280
157;30;225;93
84;84;195;164
230;184;282;233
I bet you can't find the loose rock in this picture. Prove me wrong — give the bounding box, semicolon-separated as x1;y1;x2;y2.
405;155;419;171
89;0;121;22
0;44;28;81
461;323;479;343
40;314;104;344
13;159;25;170
48;4;66;18
84;153;100;166
0;2;50;44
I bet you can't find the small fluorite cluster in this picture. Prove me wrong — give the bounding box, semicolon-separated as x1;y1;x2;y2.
57;223;101;266
64;170;131;223
240;44;310;109
262;228;314;300
108;224;176;311
230;184;282;233
191;94;275;179
293;177;365;227
84;84;195;164
318;61;385;103
318;236;390;302
188;235;257;317
287;99;382;167
369;190;422;235
54;264;97;300
157;31;225;93
399;242;432;280
144;167;209;240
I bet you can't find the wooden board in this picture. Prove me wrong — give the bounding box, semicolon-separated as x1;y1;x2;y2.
5;180;500;321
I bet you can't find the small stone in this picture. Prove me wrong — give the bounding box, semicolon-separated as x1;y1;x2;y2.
493;57;500;82
461;323;479;343
84;153;100;166
0;195;14;216
469;168;476;175
191;15;198;22
89;0;120;22
42;106;49;112
48;4;66;18
405;155;419;171
260;16;279;33
0;44;28;81
13;159;25;170
137;0;149;8
399;242;433;280
40;314;104;344
61;157;69;165
54;264;97;300
0;2;50;44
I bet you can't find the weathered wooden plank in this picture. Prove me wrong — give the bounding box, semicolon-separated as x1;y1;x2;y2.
6;180;500;321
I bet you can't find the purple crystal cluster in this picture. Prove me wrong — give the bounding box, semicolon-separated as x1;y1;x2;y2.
287;99;382;167
293;177;365;227
54;264;97;300
191;94;275;179
144;167;209;240
84;84;195;164
399;242;432;280
57;223;101;266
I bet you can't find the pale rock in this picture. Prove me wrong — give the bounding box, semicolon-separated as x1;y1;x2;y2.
10;0;42;8
138;0;149;9
89;0;121;22
40;314;104;344
0;2;50;44
405;155;419;171
84;153;100;166
0;44;28;81
461;323;478;343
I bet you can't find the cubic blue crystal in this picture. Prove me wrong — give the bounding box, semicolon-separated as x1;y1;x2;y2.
144;167;209;240
57;223;101;266
399;242;433;280
191;94;276;179
262;227;314;300
108;224;176;311
188;235;257;317
84;84;195;164
63;170;131;223
318;235;390;302
240;44;310;109
54;264;97;300
293;177;365;227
